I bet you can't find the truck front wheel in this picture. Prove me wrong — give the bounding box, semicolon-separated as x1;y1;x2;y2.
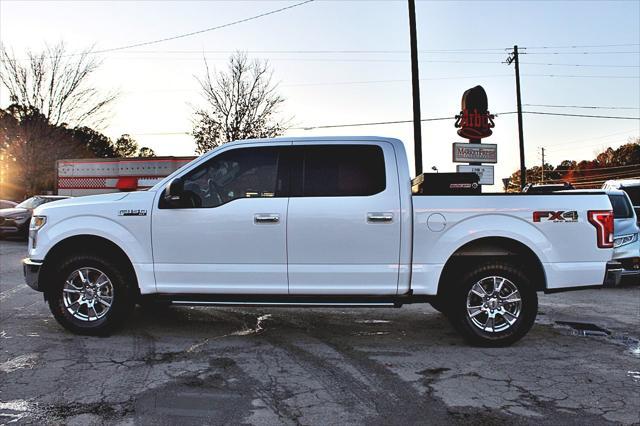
46;253;135;335
446;261;537;347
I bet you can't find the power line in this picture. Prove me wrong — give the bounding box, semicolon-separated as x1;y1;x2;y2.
524;43;640;49
524;74;637;79
520;62;640;68
121;44;640;54
544;128;639;148
523;111;640;120
292;115;458;131
525;104;640;110
96;49;640;56
130;110;638;136
114;49;516;55
546;139;637;154
542;164;640;172
121;73;636;94
87;0;315;55
523;51;640;55
547;171;640;184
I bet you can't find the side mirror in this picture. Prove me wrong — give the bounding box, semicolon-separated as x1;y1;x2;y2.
164;177;185;206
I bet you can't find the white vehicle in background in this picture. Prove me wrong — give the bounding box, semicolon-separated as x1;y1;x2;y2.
607;190;640;282
603;179;640;223
23;137;621;346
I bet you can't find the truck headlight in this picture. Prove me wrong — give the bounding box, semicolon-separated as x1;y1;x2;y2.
30;216;47;231
614;233;638;248
29;216;47;249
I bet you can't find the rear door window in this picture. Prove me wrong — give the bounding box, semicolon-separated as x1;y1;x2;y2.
290;145;386;197
608;194;633;219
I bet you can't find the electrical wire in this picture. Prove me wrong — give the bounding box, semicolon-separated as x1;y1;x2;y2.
522;51;639;55
523;111;640;120
129;110;637;135
520;62;640;68
542;164;640;172
523;43;640;49
86;0;315;55
291;115;458;130
525;104;640;110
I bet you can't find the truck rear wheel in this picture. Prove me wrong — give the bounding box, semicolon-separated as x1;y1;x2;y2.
446;261;537;347
46;253;135;336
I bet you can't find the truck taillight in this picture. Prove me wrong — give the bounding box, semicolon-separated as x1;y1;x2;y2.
588;210;614;249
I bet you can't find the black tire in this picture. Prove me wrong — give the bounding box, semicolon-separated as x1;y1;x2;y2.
445;261;538;347
46;253;136;336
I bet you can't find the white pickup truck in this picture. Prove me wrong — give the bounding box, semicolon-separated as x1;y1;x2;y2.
23;137;621;346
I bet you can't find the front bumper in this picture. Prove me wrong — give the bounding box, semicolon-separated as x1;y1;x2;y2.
603;261;623;287
23;258;43;291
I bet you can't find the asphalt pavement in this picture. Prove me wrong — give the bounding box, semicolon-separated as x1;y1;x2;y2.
1;239;639;425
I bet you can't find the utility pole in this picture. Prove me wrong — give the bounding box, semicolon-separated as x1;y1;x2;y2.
506;45;526;190
540;147;545;184
408;0;423;176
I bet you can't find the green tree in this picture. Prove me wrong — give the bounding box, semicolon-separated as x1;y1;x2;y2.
69;127;116;158
113;134;156;158
138;146;156;157
113;134;139;158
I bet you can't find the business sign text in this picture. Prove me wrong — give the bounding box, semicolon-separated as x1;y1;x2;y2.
452;143;497;164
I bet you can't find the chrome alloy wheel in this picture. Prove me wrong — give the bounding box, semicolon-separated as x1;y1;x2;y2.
466;276;522;333
62;267;114;322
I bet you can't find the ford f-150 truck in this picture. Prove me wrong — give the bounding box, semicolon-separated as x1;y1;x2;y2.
22;137;621;346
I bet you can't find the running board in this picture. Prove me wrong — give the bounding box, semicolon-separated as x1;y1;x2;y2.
146;293;433;308
171;301;396;307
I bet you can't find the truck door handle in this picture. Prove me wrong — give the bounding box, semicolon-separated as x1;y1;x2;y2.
367;212;393;223
254;214;280;224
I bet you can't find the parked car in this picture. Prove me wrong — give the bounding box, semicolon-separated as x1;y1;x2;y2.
608;190;640;283
522;182;574;193
0;200;18;209
561;188;639;285
23;137;619;346
603;179;640;224
0;196;69;239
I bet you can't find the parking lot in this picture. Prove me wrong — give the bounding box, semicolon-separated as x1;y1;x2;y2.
1;238;638;425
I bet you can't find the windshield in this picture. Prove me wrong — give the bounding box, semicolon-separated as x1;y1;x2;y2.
608;194;633;219
15;197;58;209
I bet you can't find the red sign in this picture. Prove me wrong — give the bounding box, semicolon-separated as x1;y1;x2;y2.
454;109;495;139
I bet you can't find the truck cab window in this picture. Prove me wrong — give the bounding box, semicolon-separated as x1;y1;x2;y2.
181;147;280;208
292;145;386;197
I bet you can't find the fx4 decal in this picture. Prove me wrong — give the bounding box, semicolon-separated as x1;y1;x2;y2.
119;209;147;217
533;211;578;223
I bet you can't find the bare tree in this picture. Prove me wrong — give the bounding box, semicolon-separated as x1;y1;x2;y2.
0;42;117;127
192;52;287;154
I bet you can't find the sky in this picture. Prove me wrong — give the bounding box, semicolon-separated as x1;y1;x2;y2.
1;0;639;189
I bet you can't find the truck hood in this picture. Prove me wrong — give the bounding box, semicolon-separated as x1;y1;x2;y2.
34;191;154;215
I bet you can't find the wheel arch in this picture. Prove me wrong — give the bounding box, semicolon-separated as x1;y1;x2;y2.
437;237;547;298
40;234;140;299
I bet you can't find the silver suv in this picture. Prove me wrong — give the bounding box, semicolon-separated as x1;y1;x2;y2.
607;189;640;283
603;179;640;225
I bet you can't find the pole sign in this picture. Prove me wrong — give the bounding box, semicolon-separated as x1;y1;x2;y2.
457;165;495;185
452;142;497;163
